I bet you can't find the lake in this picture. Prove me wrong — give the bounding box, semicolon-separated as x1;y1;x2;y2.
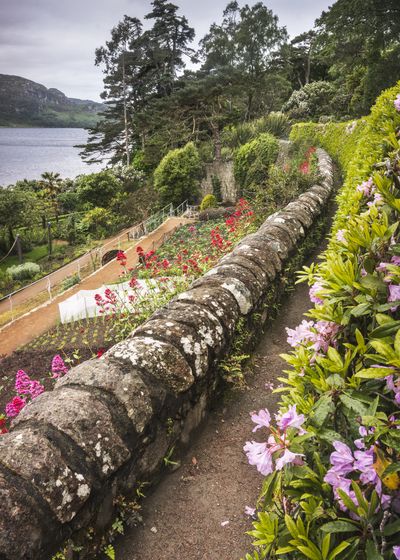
0;128;103;186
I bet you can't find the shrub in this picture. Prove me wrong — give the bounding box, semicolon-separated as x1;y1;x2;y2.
153;142;202;206
80;207;115;238
7;262;40;281
234;133;279;197
282;80;339;121
244;81;400;560
253;112;290;138
62;273;81;291
200;194;218;211
76;171;121;208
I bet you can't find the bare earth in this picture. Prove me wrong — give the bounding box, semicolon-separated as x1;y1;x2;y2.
114;267;315;560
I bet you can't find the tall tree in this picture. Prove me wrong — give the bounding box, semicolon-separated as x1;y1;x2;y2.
94;16;143;165
200;2;288;120
316;0;400;115
39;171;64;222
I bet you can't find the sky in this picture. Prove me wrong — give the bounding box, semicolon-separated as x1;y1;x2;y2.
0;0;333;102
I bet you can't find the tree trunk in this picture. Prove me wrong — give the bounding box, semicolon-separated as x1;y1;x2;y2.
211;124;222;161
122;52;130;166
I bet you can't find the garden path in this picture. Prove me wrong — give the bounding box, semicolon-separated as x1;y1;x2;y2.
114;250;322;560
0;217;192;356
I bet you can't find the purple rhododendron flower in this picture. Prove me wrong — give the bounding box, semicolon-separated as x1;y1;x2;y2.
329;441;354;475
275;449;304;470
286;320;316;347
243;441;274;476
309;281;324;305
394;546;400;559
276;404;305;433
312;321;341;354
336;229;346;243
251;409;271;432
391;256;400;266
388;284;400;311
244;506;256;516
394;94;400;112
356;178;373;197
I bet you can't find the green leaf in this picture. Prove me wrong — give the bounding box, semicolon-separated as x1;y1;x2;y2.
311;395;333;427
285;514;298;538
318;429;345;444
319;521;358;534
350;302;371;317
297;545;322;560
355;367;394;379
339;394;368;415
383;518;400;536
327;541;351;560
369;320;400;338
365;540;383;560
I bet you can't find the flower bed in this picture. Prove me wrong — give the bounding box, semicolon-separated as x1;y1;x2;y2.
242;85;400;558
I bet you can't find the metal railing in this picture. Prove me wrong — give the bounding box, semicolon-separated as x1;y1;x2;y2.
0;199;192;325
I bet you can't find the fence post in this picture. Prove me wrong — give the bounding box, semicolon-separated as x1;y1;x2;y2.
47;277;52;302
9;295;13;322
77;260;81;280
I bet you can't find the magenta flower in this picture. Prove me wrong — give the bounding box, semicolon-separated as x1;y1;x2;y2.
276;405;305;433
388;284;400;311
15;370;33;395
394;94;400;112
5;396;26;418
243;441;274;476
309;281;324;305
51;355;69;379
250;408;271;432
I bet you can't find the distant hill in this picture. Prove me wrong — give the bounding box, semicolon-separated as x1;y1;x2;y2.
0;74;103;128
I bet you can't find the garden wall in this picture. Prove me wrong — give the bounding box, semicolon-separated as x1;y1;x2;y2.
200;160;237;203
0;149;333;560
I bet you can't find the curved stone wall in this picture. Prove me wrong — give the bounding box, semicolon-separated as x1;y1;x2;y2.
0;150;333;559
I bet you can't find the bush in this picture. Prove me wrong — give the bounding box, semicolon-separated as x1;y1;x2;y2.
244;81;400;560
234;133;279;197
200;194;218;211
76;171;121;208
253;112;290;138
80;207;115;238
7;262;40;281
62;273;81;291
282;81;339;121
153;142;202;206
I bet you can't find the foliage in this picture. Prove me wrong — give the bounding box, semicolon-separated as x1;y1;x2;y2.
282;81;340;121
153;142;202;206
6;262;40;281
80;207;115;237
200;194;218;211
234;133;279;197
243;82;400;560
76;171;121;209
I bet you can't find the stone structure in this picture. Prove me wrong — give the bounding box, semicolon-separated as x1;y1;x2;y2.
200;160;237;203
0;150;333;559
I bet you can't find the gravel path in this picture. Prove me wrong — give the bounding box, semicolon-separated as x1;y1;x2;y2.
114;252;321;560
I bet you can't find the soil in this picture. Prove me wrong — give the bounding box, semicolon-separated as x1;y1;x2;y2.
113;260;320;560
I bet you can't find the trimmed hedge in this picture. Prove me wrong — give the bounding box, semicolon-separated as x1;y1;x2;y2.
234;133;279;196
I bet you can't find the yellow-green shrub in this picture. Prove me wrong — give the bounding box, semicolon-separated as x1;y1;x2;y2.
200;194;218;211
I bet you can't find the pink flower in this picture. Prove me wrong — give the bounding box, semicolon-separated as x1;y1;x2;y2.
394;94;400;112
5;396;26;418
275;449;304;470
243;441;274;476
309;281;324;305
388;284;400;311
286;320;316;347
51;355;69;378
336;229;346;243
15;370;33;395
250;408;271;432
356;178;373;197
244;506;256;516
276;405;305;433
393;546;400;559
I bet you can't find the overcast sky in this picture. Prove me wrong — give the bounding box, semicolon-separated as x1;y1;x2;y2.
0;0;333;102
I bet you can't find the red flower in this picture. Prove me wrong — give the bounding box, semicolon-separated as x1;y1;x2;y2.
136;246;144;254
97;348;105;358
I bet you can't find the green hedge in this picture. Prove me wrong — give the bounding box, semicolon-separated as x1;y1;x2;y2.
290;81;400;233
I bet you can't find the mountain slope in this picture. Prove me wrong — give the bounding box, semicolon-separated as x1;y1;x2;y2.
0;74;103;127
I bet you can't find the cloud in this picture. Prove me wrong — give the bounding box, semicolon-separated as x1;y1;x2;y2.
0;0;332;101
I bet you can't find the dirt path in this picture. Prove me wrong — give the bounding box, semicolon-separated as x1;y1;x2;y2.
114;256;320;560
0;217;191;356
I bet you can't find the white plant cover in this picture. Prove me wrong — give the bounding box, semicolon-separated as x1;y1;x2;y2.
58;278;164;324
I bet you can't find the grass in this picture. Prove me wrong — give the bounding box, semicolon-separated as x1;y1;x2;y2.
0;244;49;273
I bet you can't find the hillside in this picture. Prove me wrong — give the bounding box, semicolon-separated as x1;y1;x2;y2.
0;74;103;127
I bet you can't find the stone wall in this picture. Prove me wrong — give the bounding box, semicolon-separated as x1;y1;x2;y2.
200;160;237;203
0;150;333;560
